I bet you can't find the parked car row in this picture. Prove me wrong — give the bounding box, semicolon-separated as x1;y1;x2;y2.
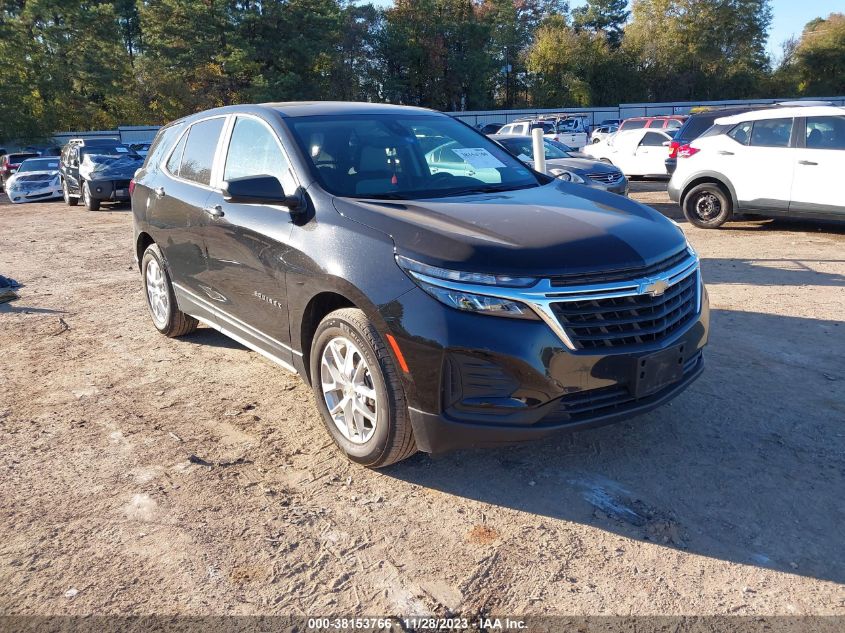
59;138;144;210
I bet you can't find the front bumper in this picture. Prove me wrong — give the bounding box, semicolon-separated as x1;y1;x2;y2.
383;277;710;454
667;178;682;203
89;179;132;202
7;184;62;204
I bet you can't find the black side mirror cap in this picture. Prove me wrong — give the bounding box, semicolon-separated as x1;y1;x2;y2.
222;175;305;212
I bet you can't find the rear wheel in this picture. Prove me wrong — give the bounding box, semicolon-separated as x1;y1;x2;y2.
683;182;732;228
82;181;100;211
141;243;198;337
310;308;416;468
62;179;78;206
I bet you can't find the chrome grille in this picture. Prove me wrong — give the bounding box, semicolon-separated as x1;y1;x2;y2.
550;247;689;286
550;270;698;349
587;172;622;184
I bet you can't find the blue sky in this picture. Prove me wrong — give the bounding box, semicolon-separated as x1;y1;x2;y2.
367;0;841;60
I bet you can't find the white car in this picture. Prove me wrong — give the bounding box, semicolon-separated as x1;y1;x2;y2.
589;125;618;144
4;157;62;204
668;105;845;228
497;117;589;149
582;128;674;177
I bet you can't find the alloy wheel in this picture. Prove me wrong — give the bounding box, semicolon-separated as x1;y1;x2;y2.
145;258;169;327
320;336;378;444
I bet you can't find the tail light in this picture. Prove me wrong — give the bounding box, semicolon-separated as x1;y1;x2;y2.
668;141;680;159
677;144;700;158
128;179;136;195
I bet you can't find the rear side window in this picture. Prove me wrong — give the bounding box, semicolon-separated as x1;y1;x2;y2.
223;116;297;193
145;123;184;171
622;119;647;130
805;116;845;150
177;117;226;185
166;133;187;175
728;122;753;145
749;118;793;148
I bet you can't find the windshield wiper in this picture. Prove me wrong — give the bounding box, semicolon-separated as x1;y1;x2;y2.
428;183;537;198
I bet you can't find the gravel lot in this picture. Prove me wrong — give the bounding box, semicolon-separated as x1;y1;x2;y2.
1;183;843;617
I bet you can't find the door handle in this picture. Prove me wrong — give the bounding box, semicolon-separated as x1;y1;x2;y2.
154;186;165;198
798;160;818;166
203;204;224;218
717;150;734;156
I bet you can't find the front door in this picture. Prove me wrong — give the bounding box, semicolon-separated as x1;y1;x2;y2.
727;117;795;210
790;114;845;215
633;131;670;176
201;114;300;367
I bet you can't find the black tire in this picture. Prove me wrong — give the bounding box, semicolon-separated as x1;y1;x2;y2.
592;138;600;144
62;178;78;206
141;243;198;337
310;308;417;468
683;182;732;228
82;180;100;211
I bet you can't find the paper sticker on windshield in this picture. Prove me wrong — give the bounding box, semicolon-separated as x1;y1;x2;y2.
517;153;532;162
115;147;127;153
452;148;506;170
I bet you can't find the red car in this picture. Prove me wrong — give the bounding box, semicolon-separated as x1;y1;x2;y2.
0;152;40;192
618;115;688;132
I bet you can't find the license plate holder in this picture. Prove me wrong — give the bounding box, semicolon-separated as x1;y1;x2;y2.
633;345;685;398
116;188;128;197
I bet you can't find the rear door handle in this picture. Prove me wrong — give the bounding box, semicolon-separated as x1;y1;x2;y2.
798;160;818;166
203;204;224;218
717;150;734;156
154;186;165;198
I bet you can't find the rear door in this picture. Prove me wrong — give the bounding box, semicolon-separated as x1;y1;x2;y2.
727;117;795;210
152;116;227;314
789;115;845;215
200;114;301;366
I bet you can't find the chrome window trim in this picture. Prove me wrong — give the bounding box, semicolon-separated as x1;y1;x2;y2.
408;250;701;351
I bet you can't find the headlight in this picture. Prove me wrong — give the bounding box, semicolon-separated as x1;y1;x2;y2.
549;168;585;183
395;255;539;320
414;279;538;319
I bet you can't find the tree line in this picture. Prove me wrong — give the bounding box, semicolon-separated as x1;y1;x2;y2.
0;0;843;143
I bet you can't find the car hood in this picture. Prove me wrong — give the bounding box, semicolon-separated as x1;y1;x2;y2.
332;181;686;278
79;157;142;181
544;158;619;175
7;171;59;186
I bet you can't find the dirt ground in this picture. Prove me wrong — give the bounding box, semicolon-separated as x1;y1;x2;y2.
1;183;843;618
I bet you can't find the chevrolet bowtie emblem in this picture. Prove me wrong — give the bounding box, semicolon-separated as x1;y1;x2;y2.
642;279;669;297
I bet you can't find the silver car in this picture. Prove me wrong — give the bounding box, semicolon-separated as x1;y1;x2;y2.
492;134;628;196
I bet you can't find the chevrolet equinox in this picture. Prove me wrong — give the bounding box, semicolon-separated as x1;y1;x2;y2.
132;102;709;467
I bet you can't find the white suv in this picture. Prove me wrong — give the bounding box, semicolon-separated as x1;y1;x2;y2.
668;106;845;228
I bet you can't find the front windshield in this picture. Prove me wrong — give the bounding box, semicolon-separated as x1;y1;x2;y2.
499;138;573;160
285;114;541;199
19;159;59;172
81;145;137;160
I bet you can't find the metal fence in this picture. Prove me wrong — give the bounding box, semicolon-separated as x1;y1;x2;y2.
49;96;845;142
448;96;845;128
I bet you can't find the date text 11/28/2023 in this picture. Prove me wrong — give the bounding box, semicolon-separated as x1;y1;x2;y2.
306;616;528;630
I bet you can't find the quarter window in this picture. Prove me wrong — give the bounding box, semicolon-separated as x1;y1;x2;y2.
223;117;297;192
805;116;845;150
178;117;225;185
640;132;667;147
749;118;793;148
166;133;187;175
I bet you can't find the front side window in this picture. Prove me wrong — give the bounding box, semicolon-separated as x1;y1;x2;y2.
640;132;668;147
178;117;225;185
223;117;296;193
749;118;793;148
286;114;541;199
805;116;845;150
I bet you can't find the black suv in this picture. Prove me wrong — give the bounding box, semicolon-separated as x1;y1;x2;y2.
132;102;709;467
60;139;142;210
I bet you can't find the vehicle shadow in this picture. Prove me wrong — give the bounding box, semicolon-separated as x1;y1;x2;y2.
701;257;845;287
0;303;66;315
383;309;845;584
181;325;249;351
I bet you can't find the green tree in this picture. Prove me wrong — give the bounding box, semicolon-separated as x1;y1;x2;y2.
572;0;628;47
775;13;845;96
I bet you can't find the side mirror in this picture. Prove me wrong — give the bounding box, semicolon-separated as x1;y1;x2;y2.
222;175;304;211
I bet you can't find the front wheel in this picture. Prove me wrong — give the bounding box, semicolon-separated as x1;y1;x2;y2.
141;243;198;337
310;308;416;468
683;183;732;228
82;181;100;211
